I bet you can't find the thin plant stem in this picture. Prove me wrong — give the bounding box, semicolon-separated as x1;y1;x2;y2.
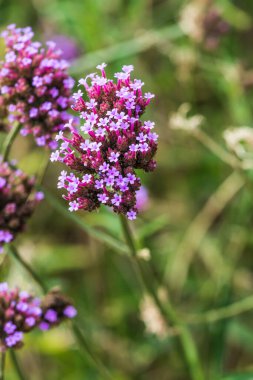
72;323;113;380
192;129;253;193
36;152;50;186
0;351;6;380
10;351;26;380
2;123;22;162
119;215;204;380
166;171;244;292
193;129;241;169
119;215;146;292
8;245;114;380
187;294;253;325
192;129;253;200
9;245;48;293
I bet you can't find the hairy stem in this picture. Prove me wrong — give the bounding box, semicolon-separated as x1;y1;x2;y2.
119;215;204;380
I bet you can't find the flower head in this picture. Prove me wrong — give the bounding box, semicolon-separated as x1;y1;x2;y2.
0;159;43;253
52;64;157;219
0;283;42;350
0;283;77;351
0;25;74;148
39;289;77;330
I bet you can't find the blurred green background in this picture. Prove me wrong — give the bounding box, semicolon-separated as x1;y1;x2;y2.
2;0;253;379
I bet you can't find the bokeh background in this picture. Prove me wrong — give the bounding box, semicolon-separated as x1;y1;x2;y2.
1;0;253;379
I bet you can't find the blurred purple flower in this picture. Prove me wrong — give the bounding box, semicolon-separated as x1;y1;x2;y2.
136;186;149;211
48;35;80;62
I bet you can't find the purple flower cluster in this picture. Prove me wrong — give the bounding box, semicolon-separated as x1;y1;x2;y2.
0;159;43;253
51;63;157;220
0;283;77;351
0;282;42;350
39;289;77;331
0;24;74;148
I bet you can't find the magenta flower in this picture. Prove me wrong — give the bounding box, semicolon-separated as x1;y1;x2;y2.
0;159;43;253
0;24;74;149
51;63;158;219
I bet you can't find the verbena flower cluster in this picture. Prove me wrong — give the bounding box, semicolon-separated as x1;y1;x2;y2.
0;24;74;148
0;283;77;351
39;289;77;331
0;159;43;253
51;63;158;220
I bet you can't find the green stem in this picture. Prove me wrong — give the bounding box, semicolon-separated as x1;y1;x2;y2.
2;123;22;162
0;351;5;380
10;351;26;380
193;129;241;170
119;215;146;292
9;245;113;380
193;129;253;197
119;215;204;380
72;323;113;380
9;245;48;293
36;153;50;187
187;294;253;324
